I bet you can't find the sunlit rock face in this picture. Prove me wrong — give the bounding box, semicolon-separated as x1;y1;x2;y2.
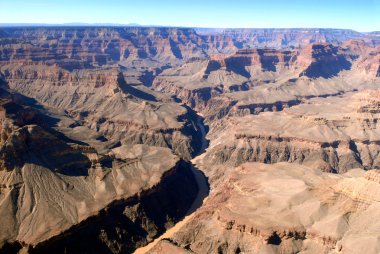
151;163;380;254
0;26;379;254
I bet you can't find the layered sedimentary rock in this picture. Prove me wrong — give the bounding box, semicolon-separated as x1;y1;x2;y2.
145;32;380;254
196;28;378;52
0;28;212;253
151;162;380;254
198;90;380;178
0;90;198;253
0;63;203;160
0;27;206;69
0;26;380;254
153;41;379;114
1;27;377;71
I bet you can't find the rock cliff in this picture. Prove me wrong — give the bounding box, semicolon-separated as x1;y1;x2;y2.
151;163;380;254
0;26;379;254
0;89;198;253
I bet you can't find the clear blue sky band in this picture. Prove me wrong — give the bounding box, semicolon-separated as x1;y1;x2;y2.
0;0;378;32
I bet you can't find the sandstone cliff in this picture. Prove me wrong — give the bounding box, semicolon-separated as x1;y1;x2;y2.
151;162;380;254
0;26;379;254
0;90;198;253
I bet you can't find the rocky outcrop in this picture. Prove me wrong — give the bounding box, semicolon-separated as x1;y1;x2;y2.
356;46;380;77
0;124;91;174
152;79;218;111
0;27;376;72
197;91;380;179
151;163;380;254
206;48;298;75
152;42;379;114
197;28;374;51
0;26;380;254
26;160;197;254
0;95;90;173
0;93;198;253
0;27;206;70
0;63;203;160
298;43;353;78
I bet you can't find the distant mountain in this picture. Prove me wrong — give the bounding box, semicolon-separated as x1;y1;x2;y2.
0;24;379;254
0;22;142;27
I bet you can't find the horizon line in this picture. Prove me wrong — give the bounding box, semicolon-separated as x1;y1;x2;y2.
0;23;378;33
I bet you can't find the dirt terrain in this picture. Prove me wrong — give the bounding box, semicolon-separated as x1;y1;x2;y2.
0;27;379;254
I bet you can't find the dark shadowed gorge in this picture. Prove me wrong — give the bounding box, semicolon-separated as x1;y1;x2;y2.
0;25;379;254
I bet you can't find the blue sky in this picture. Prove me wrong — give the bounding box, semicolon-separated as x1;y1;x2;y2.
0;0;379;31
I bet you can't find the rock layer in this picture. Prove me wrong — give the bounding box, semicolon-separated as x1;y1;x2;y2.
198;91;380;178
0;90;199;253
0;63;203;160
0;26;379;254
152;162;380;254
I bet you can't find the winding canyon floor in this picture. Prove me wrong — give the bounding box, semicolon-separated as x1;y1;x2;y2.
0;27;379;254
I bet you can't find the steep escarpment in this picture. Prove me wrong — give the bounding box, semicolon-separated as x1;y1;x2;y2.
0;28;211;253
298;43;353;78
152;42;379;115
152;163;380;254
0;27;376;71
145;35;380;254
0;26;380;254
196;28;374;51
0;92;198;253
355;45;380;77
0;27;206;70
198;91;380;179
27;160;197;254
208;48;298;75
0;63;202;160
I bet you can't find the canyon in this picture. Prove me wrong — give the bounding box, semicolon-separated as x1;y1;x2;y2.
0;26;379;254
